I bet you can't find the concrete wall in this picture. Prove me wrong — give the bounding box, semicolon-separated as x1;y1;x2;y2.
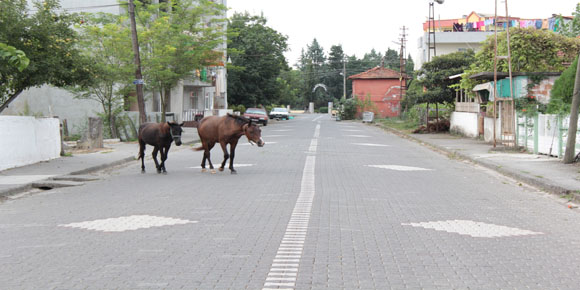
1;86;99;136
450;112;479;138
0;116;61;171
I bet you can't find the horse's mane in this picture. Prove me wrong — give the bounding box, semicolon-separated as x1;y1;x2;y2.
227;113;250;126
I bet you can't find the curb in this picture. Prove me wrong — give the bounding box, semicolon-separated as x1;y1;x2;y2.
376;124;580;203
0;137;200;201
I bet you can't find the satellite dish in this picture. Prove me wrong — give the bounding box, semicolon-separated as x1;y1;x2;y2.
435;0;444;3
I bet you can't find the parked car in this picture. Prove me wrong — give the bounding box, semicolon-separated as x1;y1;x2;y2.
243;108;269;126
269;107;290;120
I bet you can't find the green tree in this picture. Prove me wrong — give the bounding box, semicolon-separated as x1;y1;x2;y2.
548;56;578;114
69;13;134;138
0;0;91;112
461;28;580;91
383;48;399;70
227;12;288;108
299;39;327;108
0;43;29;72
558;3;580;37
327;44;345;100
137;0;228;121
275;69;301;107
417;50;475;126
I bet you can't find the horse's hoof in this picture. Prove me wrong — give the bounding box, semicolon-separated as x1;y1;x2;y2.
230;170;237;175
210;169;216;174
141;170;145;174
201;168;207;173
162;171;167;175
219;167;224;172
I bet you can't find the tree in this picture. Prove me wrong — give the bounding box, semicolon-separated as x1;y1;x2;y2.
0;0;91;113
383;48;399;70
548;57;579;114
327;45;345;100
461;28;580;92
299;39;327;108
558;3;580;37
417;50;475;128
69;13;134;138
0;43;29;72
227;12;288;108
136;0;228;121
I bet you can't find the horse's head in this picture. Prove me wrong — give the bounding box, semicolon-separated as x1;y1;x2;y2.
168;121;184;146
243;120;265;147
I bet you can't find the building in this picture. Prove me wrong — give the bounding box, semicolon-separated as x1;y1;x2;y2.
416;11;567;69
348;66;405;118
2;0;228;135
450;72;560;143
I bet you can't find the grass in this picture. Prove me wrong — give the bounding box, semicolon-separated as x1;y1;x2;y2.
375;118;418;133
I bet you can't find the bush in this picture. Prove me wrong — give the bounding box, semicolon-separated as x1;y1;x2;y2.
339;98;357;120
319;107;328;113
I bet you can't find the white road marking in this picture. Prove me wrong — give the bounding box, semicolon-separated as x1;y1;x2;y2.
312;115;324;122
59;215;196;232
263;128;317;290
367;165;432;171
402;220;543;238
352;143;390;147
240;142;277;146
347;135;371;138
189;164;254;168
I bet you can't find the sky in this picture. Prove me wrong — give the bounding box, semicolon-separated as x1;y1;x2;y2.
227;0;577;68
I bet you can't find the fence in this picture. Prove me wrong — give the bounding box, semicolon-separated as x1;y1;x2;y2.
516;113;580;157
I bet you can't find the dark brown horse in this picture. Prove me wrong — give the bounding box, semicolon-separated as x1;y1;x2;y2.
138;121;184;174
194;114;264;174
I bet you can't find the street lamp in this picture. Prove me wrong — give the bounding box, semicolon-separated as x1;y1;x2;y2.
427;0;444;62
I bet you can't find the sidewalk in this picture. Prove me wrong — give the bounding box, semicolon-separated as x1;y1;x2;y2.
0;127;199;199
380;125;580;202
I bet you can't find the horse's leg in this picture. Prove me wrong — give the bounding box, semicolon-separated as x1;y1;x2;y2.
152;146;161;173
200;142;208;172
219;141;229;172
229;140;239;174
207;143;216;174
139;140;146;173
160;144;170;174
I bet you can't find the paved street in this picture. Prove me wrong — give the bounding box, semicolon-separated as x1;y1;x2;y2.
2;114;580;289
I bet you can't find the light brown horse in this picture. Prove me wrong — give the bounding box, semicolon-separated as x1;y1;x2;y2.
194;114;264;174
138;121;184;174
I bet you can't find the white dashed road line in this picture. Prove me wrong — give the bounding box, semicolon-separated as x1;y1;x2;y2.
263;123;319;290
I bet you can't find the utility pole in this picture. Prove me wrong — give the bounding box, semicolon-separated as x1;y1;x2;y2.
399;26;408;105
342;58;346;100
563;53;580;163
128;0;147;124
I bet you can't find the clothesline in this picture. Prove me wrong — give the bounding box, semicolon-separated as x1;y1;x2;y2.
451;16;561;32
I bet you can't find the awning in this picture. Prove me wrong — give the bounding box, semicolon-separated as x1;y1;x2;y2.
472;82;494;101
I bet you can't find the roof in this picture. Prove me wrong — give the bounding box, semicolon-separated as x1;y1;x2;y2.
348;66;403;80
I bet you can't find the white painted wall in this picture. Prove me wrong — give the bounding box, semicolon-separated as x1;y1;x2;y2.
0;116;61;171
484;117;502;143
450;112;479;138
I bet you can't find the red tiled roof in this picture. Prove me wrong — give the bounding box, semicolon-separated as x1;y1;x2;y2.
348;66;402;80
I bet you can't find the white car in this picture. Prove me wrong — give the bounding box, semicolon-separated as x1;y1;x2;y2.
269;107;289;120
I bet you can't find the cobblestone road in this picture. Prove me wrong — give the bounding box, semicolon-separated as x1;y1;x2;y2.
1;114;580;289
